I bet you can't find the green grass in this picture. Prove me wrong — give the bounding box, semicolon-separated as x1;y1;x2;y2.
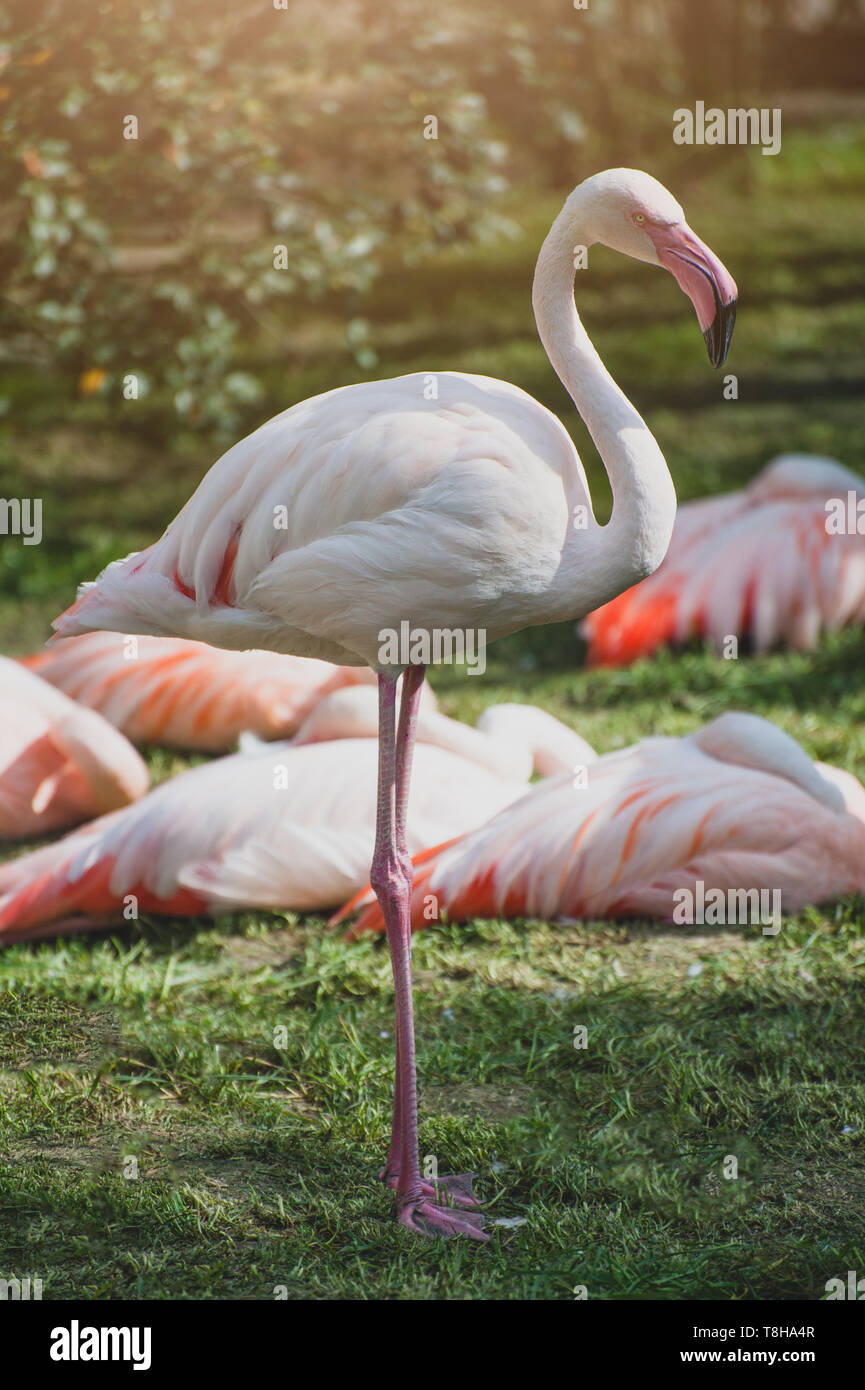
1;122;865;1299
2;892;864;1298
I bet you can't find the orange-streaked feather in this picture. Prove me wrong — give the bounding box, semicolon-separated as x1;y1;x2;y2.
581;454;865;664
337;712;865;935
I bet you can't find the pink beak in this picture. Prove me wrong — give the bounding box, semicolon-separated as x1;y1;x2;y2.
646;222;738;368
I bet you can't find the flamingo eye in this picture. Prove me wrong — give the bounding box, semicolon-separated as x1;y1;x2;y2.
634;213;647;225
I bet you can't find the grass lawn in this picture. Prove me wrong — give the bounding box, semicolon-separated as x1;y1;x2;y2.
1;125;864;1299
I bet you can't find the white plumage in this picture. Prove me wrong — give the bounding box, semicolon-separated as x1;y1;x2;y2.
0;656;148;839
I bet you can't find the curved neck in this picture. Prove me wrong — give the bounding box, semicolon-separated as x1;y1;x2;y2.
532;191;677;605
477;703;597;778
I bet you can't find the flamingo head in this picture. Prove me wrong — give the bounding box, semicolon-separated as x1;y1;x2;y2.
575;168;738;368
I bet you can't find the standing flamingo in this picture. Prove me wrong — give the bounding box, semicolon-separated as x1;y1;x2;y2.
52;168;737;1239
580;454;865;665
337;713;865;935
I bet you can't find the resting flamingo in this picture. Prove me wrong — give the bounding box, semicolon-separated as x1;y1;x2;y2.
289;685;597;782
0;693;589;943
580;454;865;665
23;631;377;752
338;713;865;935
52;168;737;1239
0;656;148;839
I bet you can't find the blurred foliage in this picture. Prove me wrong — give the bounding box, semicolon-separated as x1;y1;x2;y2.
0;0;514;430
5;0;853;433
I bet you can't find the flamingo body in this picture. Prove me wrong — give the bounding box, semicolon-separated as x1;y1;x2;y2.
0;657;148;839
580;455;865;664
24;631;376;752
0;690;590;942
0;737;529;944
340;713;865;935
54;374;602;666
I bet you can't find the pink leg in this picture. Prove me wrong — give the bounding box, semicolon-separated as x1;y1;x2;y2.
371;667;487;1239
380;667;480;1211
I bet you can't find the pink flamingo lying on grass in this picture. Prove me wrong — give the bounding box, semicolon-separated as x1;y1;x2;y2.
23;631;377;752
51;168;737;1238
580;454;865;665
0;656;148;839
338;713;865;936
0;691;590;942
289;684;596;782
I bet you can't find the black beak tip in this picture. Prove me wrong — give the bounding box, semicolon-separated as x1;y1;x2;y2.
704;293;737;369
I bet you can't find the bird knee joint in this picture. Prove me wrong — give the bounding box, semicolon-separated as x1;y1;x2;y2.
370;851;412;903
